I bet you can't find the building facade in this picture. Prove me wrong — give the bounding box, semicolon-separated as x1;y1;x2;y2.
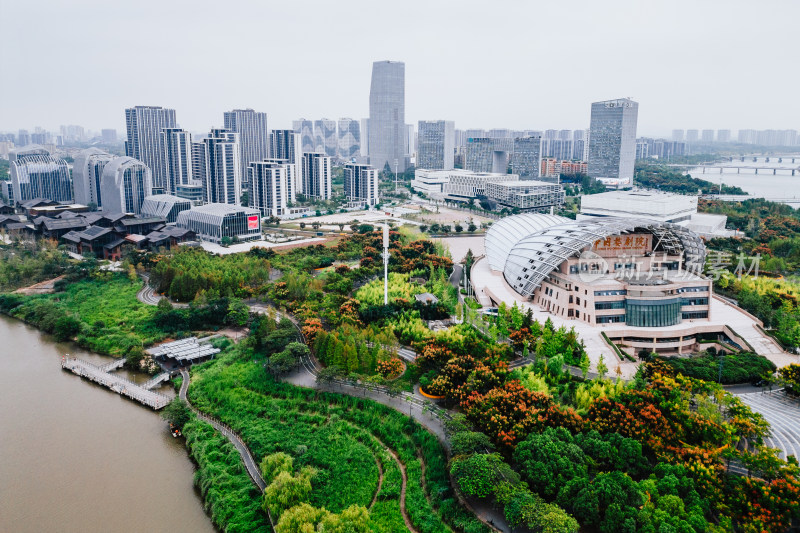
510;136;542;178
161;128;193;195
248;160;293;217
140;194;192;223
175;203;261;243
314;119;338;157
270;130;303;193
9;145;72;204
417;120;455;170
485;180;565;211
73;148;114;207
302;153;332;200
124;106;177;194
101;157;153;215
588;98;638;188
293;119;315;152
223;109;269;184
202;129;241;205
344;163;379;206
465;137;513;173
338;118;361;161
369;60;405;172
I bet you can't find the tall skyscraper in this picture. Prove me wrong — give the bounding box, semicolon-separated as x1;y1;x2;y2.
671;129;685;141
417;120;455;170
293;119;315;152
701;129;715;142
101;156;153;215
510;136;542;178
360;118;370;158
248;160;292;217
717;129;731;143
405;124;415;159
302;153;332;200
17;130;31;146
125;106;177;194
686;129;699;142
203;129;241;205
223;109;269;185
587;98;638;185
9;145;72;203
270;130;303;193
338;118;361;160
161;128;193;194
466;137;513;173
368;60;405;173
344;163;379;206
73;148;114;207
572;129;589;161
191;141;207;186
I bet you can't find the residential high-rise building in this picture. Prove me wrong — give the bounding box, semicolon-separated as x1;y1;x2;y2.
293;119;315;152
203;129;241;205
338;118;361;161
101;129;117;143
417;120;455;170
738;129;758;144
17;130;30;146
368;60;405;173
717;129;731;143
587;98;638;186
510;136;542;178
701;129;715;142
30;133;48;145
672;129;684;141
302;153;332;200
223;109;269;185
161;128;193;194
9;145;72;203
270;130;303;193
124;106;177;194
572;129;589;161
313;119;337;157
405;124;415;159
191;141;207;186
465;129;487;141
73;148;114;207
101;156;153;215
344;163;379;206
686;129;699;142
248;160;292;217
60;125;86;142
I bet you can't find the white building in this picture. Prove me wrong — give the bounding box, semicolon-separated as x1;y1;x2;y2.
9;145;73;204
485;180;565;211
411;169;518;201
176;203;261;243
344;163;379;206
202;129;241;205
161;128;193;195
270;130;303;193
417;120;455;170
302;153;332;200
140;194;192;223
338;118;361;161
73;148;114;207
224;109;269;184
101;156;153;215
248;160;294;217
124;106;177;194
578;190;733;238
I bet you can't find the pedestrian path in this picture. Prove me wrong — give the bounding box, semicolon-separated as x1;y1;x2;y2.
61;357;170;410
737;390;800;460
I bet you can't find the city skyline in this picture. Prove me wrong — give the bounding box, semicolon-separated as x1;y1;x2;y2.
2;0;798;135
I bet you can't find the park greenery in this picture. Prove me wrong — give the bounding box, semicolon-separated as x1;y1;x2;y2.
3;222;800;532
634;162;747;195
655;352;776;385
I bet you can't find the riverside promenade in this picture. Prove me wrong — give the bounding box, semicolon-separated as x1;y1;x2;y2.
61;357;171;410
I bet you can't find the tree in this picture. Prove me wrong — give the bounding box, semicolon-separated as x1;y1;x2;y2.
53;314;82;341
160;398;191;429
450;453;518;498
450;431;494;456
220;236;232;247
260;452;293;484
263;468;313;517
454;223;464;233
268;342;309;375
419;224;429;233
468;222;477;233
226;299;250;327
299;222;306;229
596;355;608;379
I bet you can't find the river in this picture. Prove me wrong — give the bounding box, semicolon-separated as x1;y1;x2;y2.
0;315;216;533
687;155;800;207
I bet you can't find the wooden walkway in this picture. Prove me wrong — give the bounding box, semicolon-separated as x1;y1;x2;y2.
61;357;170;410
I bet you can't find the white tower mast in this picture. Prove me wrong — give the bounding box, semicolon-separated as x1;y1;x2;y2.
383;223;390;305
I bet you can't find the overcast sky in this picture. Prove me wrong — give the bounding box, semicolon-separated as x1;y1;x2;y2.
1;0;798;136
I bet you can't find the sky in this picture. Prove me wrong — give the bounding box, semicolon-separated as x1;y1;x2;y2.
1;0;798;137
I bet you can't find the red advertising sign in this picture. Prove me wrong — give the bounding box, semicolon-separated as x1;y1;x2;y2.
247;215;259;230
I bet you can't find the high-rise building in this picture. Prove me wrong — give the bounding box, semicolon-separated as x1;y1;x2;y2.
203;129;241;205
223;109;269;185
248;160;292;217
510;136;542;178
190;141;207;186
101;129;117;143
344;163;379;206
588;98;638;187
293;119;315;152
466;138;513;173
313;119;338;157
417;120;455;170
17;130;31;146
717;129;731;143
60;125;86;142
73;148;114;207
686;129;699;142
572;129;589;161
302;153;332;200
701;129;714;142
360;118;370;158
338;118;361;161
101;157;153;215
9;145;72;203
161;128;193;194
270;130;303;193
465;129;487;141
368;60;405;172
30;133;48;145
672;129;684;141
125;106;177;194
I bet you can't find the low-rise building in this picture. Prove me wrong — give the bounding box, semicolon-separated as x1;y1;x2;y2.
485;180;565;211
175;203;261;243
140;194;192;223
410;169;518;201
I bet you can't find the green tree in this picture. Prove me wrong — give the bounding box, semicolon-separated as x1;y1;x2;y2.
160;398;191;429
450;453;518;498
53;314;82;341
260;452;293;484
596;355;608;379
263;468;313;517
226;299;250;327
